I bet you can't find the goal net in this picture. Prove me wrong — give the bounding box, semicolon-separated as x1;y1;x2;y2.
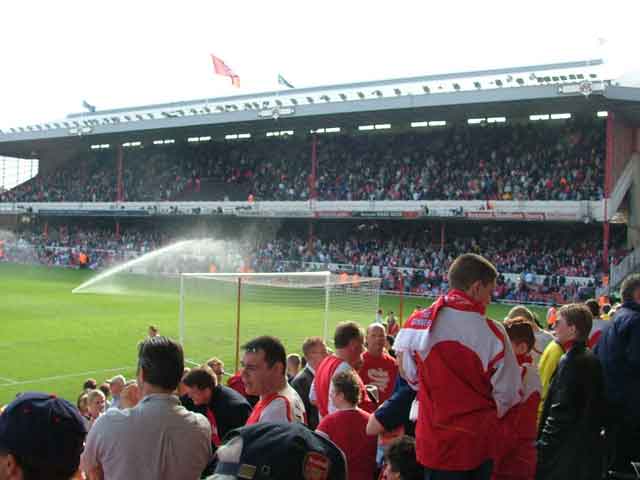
179;272;381;371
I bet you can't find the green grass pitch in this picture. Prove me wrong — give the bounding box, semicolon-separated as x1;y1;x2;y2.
0;262;545;405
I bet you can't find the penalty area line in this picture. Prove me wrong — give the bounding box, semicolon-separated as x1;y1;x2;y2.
0;376;17;385
0;366;136;388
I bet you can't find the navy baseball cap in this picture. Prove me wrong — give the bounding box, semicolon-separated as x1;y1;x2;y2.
210;422;346;480
0;392;87;474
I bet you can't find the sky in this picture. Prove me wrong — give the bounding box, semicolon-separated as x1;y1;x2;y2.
0;0;639;129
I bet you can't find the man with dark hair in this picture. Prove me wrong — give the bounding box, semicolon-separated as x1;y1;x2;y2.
316;371;377;480
291;337;328;430
394;253;520;479
182;367;252;450
0;392;87;480
81;336;212;480
537;304;606;480
384;436;423;480
310;321;376;420
596;273;640;474
242;336;306;425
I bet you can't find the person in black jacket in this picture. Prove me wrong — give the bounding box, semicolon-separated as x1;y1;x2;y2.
595;273;640;474
537;303;607;480
291;337;327;430
181;367;252;449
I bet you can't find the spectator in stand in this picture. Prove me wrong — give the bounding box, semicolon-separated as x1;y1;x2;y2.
537;304;606;480
595;274;640;475
76;392;89;419
584;298;607;349
205;357;225;385
0;393;87;480
311;321;377;420
383;436;424;480
291;337;328;430
537;337;566;426
546;304;558;330
81;336;212;480
387;314;400;338
394;253;521;479
241;336;306;425
98;383;111;409
316;370;378;480
85;389;106;430
359;323;398;403
494;318;541;480
119;381;141;409
286;353;301;383
505;306;553;365
105;375;125;410
83;378;97;391
182;367;251;452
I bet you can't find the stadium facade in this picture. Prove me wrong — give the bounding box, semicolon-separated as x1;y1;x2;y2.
1;58;640;296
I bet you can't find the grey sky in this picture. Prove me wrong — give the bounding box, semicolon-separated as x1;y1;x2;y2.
1;0;638;129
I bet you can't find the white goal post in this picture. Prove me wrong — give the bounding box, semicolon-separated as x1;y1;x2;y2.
178;271;381;372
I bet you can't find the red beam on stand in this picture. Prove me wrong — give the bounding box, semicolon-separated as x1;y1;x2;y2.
603;112;614;275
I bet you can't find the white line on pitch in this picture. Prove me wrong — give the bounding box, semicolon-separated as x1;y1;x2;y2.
0;377;17;384
0;366;136;388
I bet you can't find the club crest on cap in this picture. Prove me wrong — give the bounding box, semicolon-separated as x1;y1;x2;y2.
302;452;330;480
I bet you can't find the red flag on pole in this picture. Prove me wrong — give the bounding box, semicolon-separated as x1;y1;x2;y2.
211;54;240;88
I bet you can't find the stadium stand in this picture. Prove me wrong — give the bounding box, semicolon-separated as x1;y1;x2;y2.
0;119;604;203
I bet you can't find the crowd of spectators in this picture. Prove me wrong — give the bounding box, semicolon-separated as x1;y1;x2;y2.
1;221;626;305
1;119;605;203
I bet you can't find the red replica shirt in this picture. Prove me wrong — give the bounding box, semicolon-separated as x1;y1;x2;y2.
358;351;398;403
317;408;377;480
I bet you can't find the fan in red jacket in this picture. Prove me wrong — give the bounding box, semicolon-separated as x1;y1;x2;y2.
493;318;542;480
394;254;521;478
358;323;398;403
310;321;376;420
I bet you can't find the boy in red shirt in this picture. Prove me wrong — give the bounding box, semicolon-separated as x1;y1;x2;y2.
317;370;377;480
493;318;541;480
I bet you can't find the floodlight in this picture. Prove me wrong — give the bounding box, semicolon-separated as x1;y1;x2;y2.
339;93;347;100
422;86;430;93
394;88;401;96
357;91;365;99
